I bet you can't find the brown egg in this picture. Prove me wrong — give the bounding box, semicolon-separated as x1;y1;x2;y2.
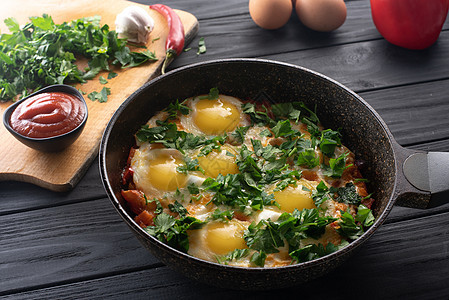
249;0;293;30
295;0;347;32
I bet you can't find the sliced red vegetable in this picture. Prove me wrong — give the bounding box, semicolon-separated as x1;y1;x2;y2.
150;4;185;74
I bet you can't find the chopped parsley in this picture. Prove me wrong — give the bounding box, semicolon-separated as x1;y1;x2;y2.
322;152;352;178
164;99;191;120
126;92;376;267
0;14;157;101
87;87;111;103
144;213;204;252
243;208;337;266
198;87;219;100
209;208;234;222
333;182;362;205
197;37;206;55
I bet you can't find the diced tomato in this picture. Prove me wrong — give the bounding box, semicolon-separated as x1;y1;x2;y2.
121;189;157;214
121;167;134;186
234;211;250;222
302;170;319;182
127;148;136;165
135;210;155;227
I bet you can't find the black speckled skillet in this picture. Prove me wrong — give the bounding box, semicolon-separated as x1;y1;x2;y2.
99;59;449;290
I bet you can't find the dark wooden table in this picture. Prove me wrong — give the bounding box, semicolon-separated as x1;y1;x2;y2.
2;0;449;298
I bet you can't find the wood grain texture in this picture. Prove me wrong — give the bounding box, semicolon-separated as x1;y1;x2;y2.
3;211;449;299
2;0;449;298
0;198;160;294
0;0;198;192
169;2;449;73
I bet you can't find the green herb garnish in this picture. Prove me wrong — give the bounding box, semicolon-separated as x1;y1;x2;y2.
0;14;157;101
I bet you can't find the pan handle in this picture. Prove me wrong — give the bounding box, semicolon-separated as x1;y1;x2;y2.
394;142;449;208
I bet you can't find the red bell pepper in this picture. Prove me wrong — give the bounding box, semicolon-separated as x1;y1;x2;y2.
370;0;449;50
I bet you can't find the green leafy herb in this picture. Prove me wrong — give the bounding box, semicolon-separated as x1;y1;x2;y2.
354;178;369;183
0;14;157;101
87;87;111;103
271;119;298;138
319;129;342;157
290;241;348;263
177;156;203;175
187;183;200;195
243;208;336;266
334;182;362;205
250;251;267;267
197;37;206;55
168;201;188;218
296;148;320;169
209;208;234;222
99;76;108;84
322;152;352;178
107;72;118;79
145;213;204;252
245;220;283;254
164;99;191;120
273;170;302;191
231;126;249;144
199;87;219;100
311;181;332;207
143;196;163;214
241;103;274;126
216;248;250;264
272;102;319;124
355;204;375;227
336;210;364;240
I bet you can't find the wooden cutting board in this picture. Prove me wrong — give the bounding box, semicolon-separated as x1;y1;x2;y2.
0;0;198;191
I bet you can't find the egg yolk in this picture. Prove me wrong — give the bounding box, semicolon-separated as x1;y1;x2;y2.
273;183;316;213
193;98;240;135
206;221;248;255
147;152;187;191
197;145;239;178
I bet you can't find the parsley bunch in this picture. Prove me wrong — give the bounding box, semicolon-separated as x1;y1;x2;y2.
0;14;157;101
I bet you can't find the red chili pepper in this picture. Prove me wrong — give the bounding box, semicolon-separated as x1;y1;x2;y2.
370;0;449;50
150;4;185;73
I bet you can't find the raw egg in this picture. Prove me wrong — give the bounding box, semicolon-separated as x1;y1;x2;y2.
249;0;293;30
295;0;347;32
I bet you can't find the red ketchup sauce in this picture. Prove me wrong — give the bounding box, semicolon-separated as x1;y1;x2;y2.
9;92;86;139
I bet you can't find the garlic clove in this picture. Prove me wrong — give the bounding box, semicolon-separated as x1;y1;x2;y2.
115;6;155;44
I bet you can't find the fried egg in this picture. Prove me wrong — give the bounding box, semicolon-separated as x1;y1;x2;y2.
271;179;319;213
180;95;249;136
131;146;204;198
188;219;249;262
124;91;374;268
196;144;239;178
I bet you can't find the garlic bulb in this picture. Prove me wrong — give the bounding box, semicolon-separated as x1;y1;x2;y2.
115;6;155;44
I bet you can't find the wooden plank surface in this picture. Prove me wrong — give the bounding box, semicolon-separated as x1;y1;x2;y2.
0;0;198;192
2;0;449;298
2;205;449;298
